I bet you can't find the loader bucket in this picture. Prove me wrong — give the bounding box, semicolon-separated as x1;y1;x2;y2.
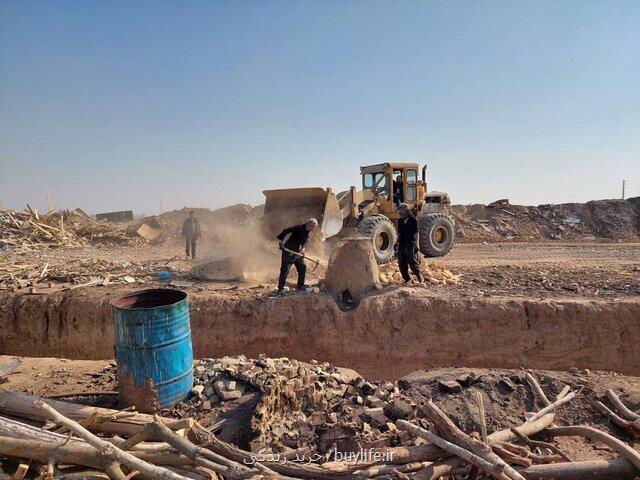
262;187;344;238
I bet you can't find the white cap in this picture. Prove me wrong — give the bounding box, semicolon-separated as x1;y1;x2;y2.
305;218;318;226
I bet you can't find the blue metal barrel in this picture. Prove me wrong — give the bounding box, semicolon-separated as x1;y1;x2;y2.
112;289;193;412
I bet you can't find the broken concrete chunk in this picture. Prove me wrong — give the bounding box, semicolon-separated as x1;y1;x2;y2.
366;395;386;408
383;396;413;420
362;407;390;428
438;379;462;394
456;373;475;386
191;385;205;395
213;379;245;401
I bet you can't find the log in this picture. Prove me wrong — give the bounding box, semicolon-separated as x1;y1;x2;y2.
396;420;513;480
0;391;182;437
476;391;488;442
555;385;571;401
411;458;467;480
605;389;640;422
419;400;526;480
0;414;171;453
526;391;577;423
0;437;197;471
33;399;190;480
546;425;640;471
0;436;111;471
524;373;551;406
592;400;640;438
352;460;431;477
490;443;532;467
120;416;251;479
509;427;572;462
520;458;637;480
188;423;354;480
487;414;555;444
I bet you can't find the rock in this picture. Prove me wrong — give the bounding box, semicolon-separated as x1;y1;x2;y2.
213;379;245;401
438;380;462;394
191;385;205;395
499;378;517;392
456;373;475;387
508;374;523;384
362;407;389;428
366;395;386;408
382;381;395;391
399;288;412;297
383;397;413;420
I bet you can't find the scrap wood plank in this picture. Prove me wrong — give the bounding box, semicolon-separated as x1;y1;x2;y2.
0;390;185;437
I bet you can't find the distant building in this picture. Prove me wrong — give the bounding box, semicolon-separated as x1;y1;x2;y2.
96;210;134;222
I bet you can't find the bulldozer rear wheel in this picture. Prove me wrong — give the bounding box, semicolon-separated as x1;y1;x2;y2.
418;213;455;257
357;215;397;264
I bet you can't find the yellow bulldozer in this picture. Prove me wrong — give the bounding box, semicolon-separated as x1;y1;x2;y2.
262;162;455;263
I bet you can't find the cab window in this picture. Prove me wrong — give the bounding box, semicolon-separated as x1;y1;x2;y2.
363;172;389;197
406;169;417;201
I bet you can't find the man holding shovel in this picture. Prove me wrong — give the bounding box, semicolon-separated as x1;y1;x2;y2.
275;218;318;296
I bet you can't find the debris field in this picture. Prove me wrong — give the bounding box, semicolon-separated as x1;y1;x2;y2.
1;197;639;480
1;355;639;479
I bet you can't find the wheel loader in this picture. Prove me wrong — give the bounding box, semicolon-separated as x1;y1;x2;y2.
262;163;455;263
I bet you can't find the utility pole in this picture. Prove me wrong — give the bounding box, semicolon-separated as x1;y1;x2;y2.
622;180;626;200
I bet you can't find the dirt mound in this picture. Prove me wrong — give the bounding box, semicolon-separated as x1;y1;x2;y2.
451;197;640;243
168;357;640;460
325;238;379;304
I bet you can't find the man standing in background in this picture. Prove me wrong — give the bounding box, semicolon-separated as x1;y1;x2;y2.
182;210;201;259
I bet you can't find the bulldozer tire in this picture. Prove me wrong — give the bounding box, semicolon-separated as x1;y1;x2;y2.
419;213;455;257
357;215;397;264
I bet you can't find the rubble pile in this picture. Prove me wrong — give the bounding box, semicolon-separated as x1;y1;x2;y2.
0;257;155;293
0;206;141;254
379;257;461;285
2;356;640;479
184;355;418;454
451;197;640;243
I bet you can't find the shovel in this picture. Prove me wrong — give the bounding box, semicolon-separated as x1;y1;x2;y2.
281;246;321;273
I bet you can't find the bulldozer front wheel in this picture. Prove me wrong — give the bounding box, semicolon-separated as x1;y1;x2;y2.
418;213;455;257
357;215;397;264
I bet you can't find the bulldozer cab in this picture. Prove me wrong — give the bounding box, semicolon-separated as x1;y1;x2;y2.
360;163;422;221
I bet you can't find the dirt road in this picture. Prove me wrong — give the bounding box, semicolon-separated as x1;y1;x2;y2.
21;240;639;299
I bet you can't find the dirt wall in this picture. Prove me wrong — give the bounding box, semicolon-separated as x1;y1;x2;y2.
1;290;638;379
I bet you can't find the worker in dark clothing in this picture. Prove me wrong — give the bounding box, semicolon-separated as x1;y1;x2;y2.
393;173;404;207
182;211;201;259
396;203;424;283
275;218;318;296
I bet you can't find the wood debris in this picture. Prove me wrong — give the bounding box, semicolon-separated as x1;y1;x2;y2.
1;361;639;479
378;257;462;285
0;206;141;255
0;257;150;293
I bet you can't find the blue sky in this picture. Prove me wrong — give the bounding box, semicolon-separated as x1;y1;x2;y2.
1;0;639;214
